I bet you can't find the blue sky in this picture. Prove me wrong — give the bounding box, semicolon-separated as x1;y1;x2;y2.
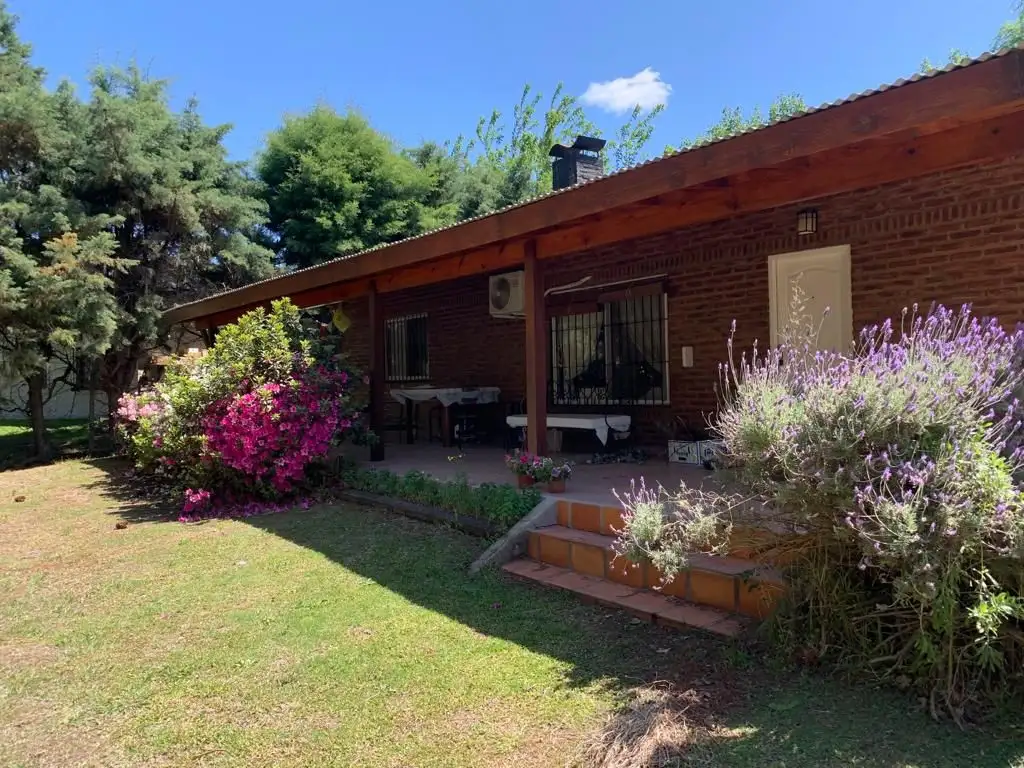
8;0;1014;162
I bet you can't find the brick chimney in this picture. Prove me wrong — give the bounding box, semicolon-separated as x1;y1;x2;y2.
549;135;606;191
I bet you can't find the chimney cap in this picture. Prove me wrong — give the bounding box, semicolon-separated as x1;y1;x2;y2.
549;134;607;158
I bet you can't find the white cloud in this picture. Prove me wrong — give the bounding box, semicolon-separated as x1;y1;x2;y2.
580;68;671;113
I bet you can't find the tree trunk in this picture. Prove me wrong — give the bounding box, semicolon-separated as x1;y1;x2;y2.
87;360;97;454
26;372;52;459
105;386;120;432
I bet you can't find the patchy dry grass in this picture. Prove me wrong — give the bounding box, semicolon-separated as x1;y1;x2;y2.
575;685;693;768
1;460;1022;767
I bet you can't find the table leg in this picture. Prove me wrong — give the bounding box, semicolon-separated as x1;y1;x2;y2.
442;406;452;448
405;401;416;444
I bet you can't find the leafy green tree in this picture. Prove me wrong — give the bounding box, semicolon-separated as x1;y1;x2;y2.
921;48;972;73
0;233;131;456
0;2;129;455
611;103;666;170
67;65;275;406
995;1;1024;48
436;83;665;221
922;1;1022;72
404;141;462;229
676;93;808;151
257;107;434;269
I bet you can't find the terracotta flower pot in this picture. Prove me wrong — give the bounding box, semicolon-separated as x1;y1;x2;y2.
547;478;566;493
517;474;535;489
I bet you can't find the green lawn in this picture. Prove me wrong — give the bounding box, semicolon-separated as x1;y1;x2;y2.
0;460;1021;767
0;419;92;465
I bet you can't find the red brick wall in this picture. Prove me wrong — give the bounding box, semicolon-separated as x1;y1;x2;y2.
343;154;1024;442
340;275;527;428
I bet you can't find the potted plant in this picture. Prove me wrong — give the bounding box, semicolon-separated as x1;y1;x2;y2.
546;460;574;493
505;450;539;488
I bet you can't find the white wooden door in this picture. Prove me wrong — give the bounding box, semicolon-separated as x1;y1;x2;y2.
769;245;853;352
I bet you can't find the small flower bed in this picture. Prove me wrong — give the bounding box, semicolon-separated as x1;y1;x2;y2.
341;466;541;529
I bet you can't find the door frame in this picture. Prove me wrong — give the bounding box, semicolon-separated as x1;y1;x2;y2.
768;244;853;349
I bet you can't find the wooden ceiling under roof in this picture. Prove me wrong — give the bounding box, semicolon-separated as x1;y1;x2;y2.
166;49;1024;328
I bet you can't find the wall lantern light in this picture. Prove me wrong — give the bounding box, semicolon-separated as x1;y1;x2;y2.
797;208;818;236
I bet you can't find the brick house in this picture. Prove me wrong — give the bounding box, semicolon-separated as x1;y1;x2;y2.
166;47;1024;457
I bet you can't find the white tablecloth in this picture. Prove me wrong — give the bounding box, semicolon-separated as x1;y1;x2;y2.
505;413;631;446
390;386;501;408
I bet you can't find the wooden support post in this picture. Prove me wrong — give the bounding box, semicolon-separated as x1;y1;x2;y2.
368;281;385;432
523;240;547;456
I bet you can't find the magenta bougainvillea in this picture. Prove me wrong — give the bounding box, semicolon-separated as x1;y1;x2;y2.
117;299;364;521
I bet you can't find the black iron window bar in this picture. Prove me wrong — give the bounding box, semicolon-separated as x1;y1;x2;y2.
549;292;668;407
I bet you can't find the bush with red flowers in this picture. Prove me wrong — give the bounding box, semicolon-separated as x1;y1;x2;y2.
117;299;365;519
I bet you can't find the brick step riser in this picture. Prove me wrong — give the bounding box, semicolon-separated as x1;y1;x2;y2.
503;559;746;638
528;530;783;620
556;500;790;562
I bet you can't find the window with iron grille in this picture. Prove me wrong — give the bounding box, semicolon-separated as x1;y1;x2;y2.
385;313;429;382
549;292;668;406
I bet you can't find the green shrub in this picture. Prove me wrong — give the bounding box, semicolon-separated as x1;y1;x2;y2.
341;465;541;529
117;299;365;518
616;302;1024;721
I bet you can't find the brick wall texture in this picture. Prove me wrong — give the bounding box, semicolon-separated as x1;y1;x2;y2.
342;154;1024;442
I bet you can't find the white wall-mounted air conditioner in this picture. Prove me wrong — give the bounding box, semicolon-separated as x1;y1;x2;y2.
488;271;525;317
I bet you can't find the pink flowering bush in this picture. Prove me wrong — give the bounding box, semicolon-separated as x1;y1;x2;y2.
117;299;364;521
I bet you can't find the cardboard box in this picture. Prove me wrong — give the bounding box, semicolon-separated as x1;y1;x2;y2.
667;440;701;464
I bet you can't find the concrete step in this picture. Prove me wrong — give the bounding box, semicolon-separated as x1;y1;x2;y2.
528;525;785;619
502;559;746;638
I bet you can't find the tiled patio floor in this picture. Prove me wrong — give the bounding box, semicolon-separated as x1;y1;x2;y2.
366;442;711;507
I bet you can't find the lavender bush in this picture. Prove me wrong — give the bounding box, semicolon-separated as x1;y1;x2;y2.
618;301;1024;720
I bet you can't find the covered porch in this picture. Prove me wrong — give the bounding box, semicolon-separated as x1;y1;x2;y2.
163;49;1024;463
362;441;710;507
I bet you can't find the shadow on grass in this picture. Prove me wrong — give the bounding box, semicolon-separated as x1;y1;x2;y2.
85;463;1024;767
242;504;1022;767
84;457;179;523
0;419;113;471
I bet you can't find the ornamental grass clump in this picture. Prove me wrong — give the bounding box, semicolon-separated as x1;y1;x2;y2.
617;299;1024;721
117;299;364;519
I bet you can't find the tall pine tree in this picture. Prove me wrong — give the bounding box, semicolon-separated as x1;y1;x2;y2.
0;3;129;456
67;65;276;408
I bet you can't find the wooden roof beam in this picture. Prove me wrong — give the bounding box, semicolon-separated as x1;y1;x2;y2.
165;51;1024;324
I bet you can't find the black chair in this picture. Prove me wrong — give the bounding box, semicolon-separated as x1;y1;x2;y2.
452;389;483;449
378;399;419;444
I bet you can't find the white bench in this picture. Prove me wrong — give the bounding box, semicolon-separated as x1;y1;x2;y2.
505;413;631;447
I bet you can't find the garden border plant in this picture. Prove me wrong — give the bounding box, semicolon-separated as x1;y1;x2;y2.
616;292;1024;723
116;299;366;520
340;464;542;531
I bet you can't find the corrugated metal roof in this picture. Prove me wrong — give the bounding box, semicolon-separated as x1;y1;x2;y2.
168;45;1024;314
